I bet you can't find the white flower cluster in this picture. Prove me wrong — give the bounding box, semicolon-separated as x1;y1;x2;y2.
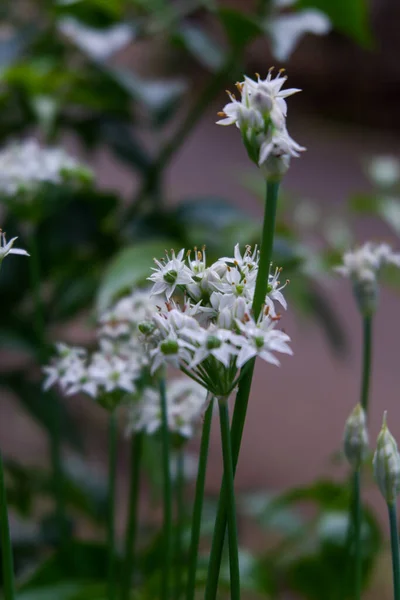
0;139;92;196
217;69;305;178
126;378;208;439
144;245;292;397
43;289;159;404
335;242;400;283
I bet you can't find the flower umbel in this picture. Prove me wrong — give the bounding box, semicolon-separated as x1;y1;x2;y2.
373;412;400;505
217;69;305;178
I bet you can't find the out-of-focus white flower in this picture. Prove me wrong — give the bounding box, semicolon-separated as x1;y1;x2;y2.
99;288;159;338
269;10;331;62
368;156;400;188
126;377;208;439
335;242;400;283
343;404;369;470
58;17;133;61
373;412;400;504
0;230;29;263
149;249;194;299
0;139;91;196
259;126;306;178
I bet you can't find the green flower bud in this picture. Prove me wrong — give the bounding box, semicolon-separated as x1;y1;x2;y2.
138;320;156;336
343;403;369;469
160;339;179;355
373;412;400;504
352;279;378;316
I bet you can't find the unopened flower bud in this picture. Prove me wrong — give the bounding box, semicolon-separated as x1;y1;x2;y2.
217;308;232;329
343;404;369;469
138;320;156;336
251;91;273;114
373;412;400;504
352;279;379;316
160;339;179;355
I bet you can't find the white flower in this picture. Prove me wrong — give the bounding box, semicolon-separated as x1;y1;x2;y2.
148;249;194;299
58;18;133;61
0;230;29;263
186;327;237;369
0;139;91;196
99;288;158;338
149;332;193;374
233;317;292;368
269;9;331;62
368;156;400;188
126;377;208;438
335;242;400;283
265;266;288;316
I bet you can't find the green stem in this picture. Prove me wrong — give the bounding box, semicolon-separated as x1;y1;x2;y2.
175;448;185;600
205;180;280;599
120;432;143;600
185;398;213;600
353;469;362;600
388;502;400;600
360;316;372;413
160;377;172;600
29;234;66;546
218;399;240;600
107;410;118;600
0;452;15;600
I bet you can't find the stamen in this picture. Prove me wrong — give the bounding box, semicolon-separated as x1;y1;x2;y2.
217;111;227;117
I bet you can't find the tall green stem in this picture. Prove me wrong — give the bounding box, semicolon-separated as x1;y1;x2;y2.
120;432;143;600
360;316;372;413
29;234;66;545
186;399;213;600
218;400;240;600
388;503;400;600
0;452;15;600
160;377;172;600
174;448;185;600
205;180;280;599
107;410;118;600
352;469;362;600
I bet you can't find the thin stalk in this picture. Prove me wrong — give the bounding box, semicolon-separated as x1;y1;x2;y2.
218;400;240;600
205;180;280;599
160;377;172;600
360;316;372;413
175;448;185;600
0;452;15;600
186;398;213;600
107;410;118;600
388;502;400;600
29;234;66;546
120;432;143;600
352;469;362;600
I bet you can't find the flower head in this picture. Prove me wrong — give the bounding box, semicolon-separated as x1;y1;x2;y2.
343;404;369;470
148;249;194;299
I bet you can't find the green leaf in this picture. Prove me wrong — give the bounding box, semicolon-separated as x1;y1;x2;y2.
96;239;175;312
297;0;372;46
172;24;225;71
218;7;262;48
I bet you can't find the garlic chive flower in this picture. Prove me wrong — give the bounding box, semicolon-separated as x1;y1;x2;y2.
126;378;208;440
373;412;400;505
0;139;92;197
343;404;369;470
335;242;400;315
0;230;29;264
145;244;292;397
217;69;305;178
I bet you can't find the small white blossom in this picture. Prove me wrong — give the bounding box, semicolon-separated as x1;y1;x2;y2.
0;230;29;263
269;9;331;62
148;249;194;299
335;242;400;283
0;139;91;196
368;156;400;188
232;316;292;368
58;18;133;61
126;377;208;439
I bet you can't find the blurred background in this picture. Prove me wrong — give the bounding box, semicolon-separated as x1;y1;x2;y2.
1;0;400;598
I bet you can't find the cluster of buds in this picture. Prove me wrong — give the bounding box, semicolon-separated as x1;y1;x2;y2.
335;242;400;315
141;244;292;398
217;68;305;179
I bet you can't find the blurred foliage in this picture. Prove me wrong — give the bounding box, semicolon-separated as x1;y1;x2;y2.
1;0;395;599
